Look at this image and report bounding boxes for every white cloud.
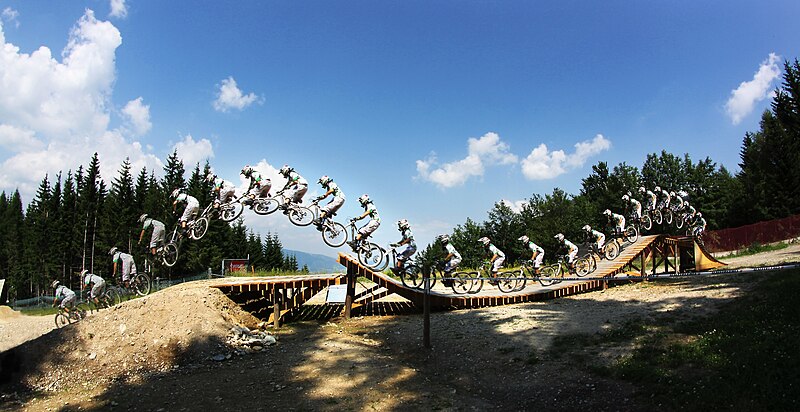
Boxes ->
[521,134,611,180]
[121,97,152,136]
[0,10,163,201]
[415,132,516,188]
[109,0,128,19]
[500,199,526,213]
[725,53,781,125]
[2,8,19,28]
[173,134,214,167]
[213,76,261,112]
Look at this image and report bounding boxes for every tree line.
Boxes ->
[416,58,800,270]
[0,151,298,301]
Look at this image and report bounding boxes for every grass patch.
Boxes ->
[725,241,788,258]
[18,306,59,316]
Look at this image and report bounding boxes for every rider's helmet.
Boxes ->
[318,175,332,187]
[109,246,118,256]
[669,191,676,197]
[626,190,632,197]
[205,173,216,183]
[241,165,253,177]
[696,212,703,218]
[582,224,592,232]
[603,209,612,216]
[654,185,661,193]
[52,280,60,289]
[358,194,371,206]
[678,190,688,198]
[138,213,148,223]
[437,234,450,244]
[638,186,645,193]
[279,165,293,177]
[79,269,88,277]
[622,194,630,201]
[518,235,529,243]
[554,233,565,242]
[171,188,181,199]
[478,236,491,246]
[397,219,409,229]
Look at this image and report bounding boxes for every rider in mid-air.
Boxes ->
[279,165,308,210]
[172,189,199,234]
[622,194,642,220]
[208,173,236,208]
[639,186,658,213]
[390,219,416,274]
[110,247,137,288]
[241,165,271,203]
[604,209,626,236]
[81,269,106,306]
[479,237,505,285]
[519,235,544,275]
[348,194,380,247]
[690,212,707,237]
[313,175,345,228]
[138,213,165,256]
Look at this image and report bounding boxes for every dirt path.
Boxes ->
[0,250,783,411]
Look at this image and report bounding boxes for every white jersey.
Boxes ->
[326,182,345,200]
[445,243,461,260]
[55,285,75,300]
[488,244,505,258]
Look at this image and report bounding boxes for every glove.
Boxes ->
[390,243,399,248]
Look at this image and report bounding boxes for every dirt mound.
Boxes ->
[0,306,20,322]
[3,282,262,391]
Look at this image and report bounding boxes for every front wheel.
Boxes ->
[220,202,244,222]
[664,208,673,225]
[132,273,151,296]
[675,213,685,229]
[288,206,314,226]
[450,272,471,294]
[496,271,518,293]
[468,272,484,294]
[190,217,209,240]
[400,264,423,289]
[653,209,663,225]
[54,313,70,328]
[604,241,620,260]
[162,242,179,267]
[575,257,593,277]
[357,242,384,270]
[539,265,559,286]
[624,226,639,244]
[253,198,280,215]
[321,222,348,248]
[641,214,653,231]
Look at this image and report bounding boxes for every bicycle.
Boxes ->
[186,203,215,240]
[385,246,423,288]
[54,302,89,328]
[632,211,654,232]
[84,285,120,312]
[273,190,315,226]
[541,254,588,281]
[345,220,386,270]
[487,261,529,293]
[419,261,475,295]
[653,201,673,226]
[308,199,348,247]
[520,259,557,287]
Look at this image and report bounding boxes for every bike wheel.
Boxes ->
[358,242,385,270]
[321,222,348,248]
[641,214,653,231]
[653,209,663,225]
[74,303,89,320]
[496,271,517,293]
[55,313,71,328]
[539,265,558,286]
[450,272,471,294]
[220,202,244,222]
[664,209,673,225]
[468,271,484,294]
[190,217,209,240]
[514,269,527,291]
[105,288,122,307]
[288,206,314,226]
[253,198,280,215]
[162,242,179,267]
[575,257,593,277]
[133,273,151,296]
[400,264,424,289]
[675,214,685,229]
[604,241,620,260]
[624,226,639,243]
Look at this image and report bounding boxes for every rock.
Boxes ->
[88,353,97,360]
[211,354,226,362]
[119,324,127,334]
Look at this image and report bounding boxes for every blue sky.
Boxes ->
[1,0,798,256]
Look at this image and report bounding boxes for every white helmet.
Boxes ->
[622,194,630,201]
[205,173,216,183]
[582,224,592,232]
[437,234,450,244]
[397,219,409,229]
[478,236,490,246]
[697,212,702,217]
[358,194,371,206]
[669,191,676,196]
[318,175,332,186]
[52,280,60,289]
[279,165,292,177]
[678,190,688,197]
[518,235,529,243]
[603,209,612,216]
[171,188,181,199]
[79,269,88,277]
[109,246,118,256]
[241,165,253,176]
[139,213,148,223]
[654,186,661,193]
[554,233,565,242]
[638,186,645,193]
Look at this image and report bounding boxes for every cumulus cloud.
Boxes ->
[725,53,781,125]
[121,97,152,136]
[213,76,261,112]
[2,7,19,28]
[109,0,128,19]
[173,134,214,167]
[416,132,517,188]
[500,199,526,213]
[521,134,611,180]
[0,10,163,201]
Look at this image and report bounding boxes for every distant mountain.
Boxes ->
[283,249,341,273]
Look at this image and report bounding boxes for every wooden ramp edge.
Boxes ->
[694,238,727,270]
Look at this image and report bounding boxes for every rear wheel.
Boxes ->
[357,242,384,270]
[162,243,179,267]
[450,272,471,294]
[468,272,484,294]
[400,264,423,289]
[220,202,244,222]
[133,273,151,296]
[288,206,314,226]
[104,288,121,307]
[641,214,653,231]
[539,265,559,286]
[253,198,280,215]
[624,226,639,243]
[321,222,348,247]
[496,271,517,293]
[190,217,209,240]
[675,213,685,229]
[575,257,593,277]
[604,241,620,260]
[664,208,673,225]
[653,209,663,225]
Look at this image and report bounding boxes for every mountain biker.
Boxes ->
[138,213,165,256]
[172,189,199,233]
[348,194,380,247]
[81,269,106,306]
[658,186,671,209]
[52,280,77,314]
[207,173,236,207]
[313,175,345,228]
[690,212,707,237]
[518,235,544,274]
[279,165,308,210]
[604,209,626,236]
[109,247,137,287]
[670,191,685,212]
[683,202,697,221]
[554,233,579,270]
[622,194,642,219]
[639,186,657,212]
[241,165,271,203]
[582,224,606,253]
[439,234,462,287]
[390,219,416,274]
[479,236,505,285]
